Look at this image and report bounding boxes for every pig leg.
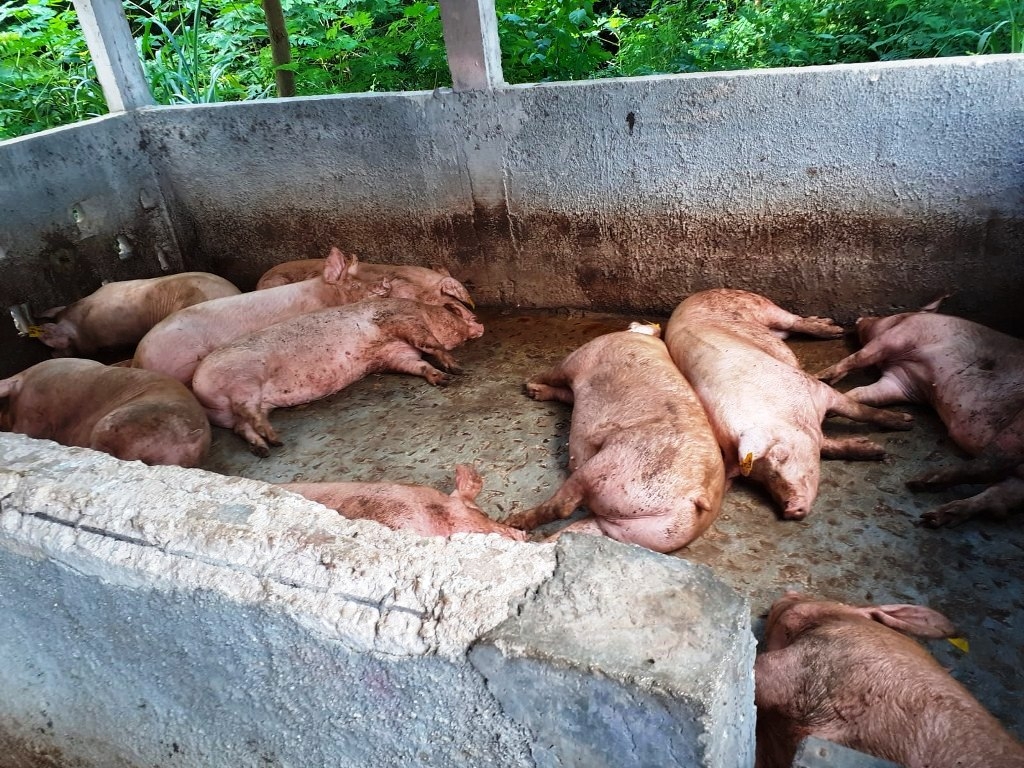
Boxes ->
[230,402,280,457]
[524,367,573,404]
[755,303,845,339]
[823,386,913,430]
[816,338,907,385]
[395,327,462,374]
[784,316,845,339]
[843,372,912,406]
[820,436,887,460]
[907,457,1015,490]
[503,474,587,531]
[920,477,1024,527]
[384,346,453,386]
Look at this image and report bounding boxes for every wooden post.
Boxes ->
[72,0,155,112]
[438,0,505,91]
[262,0,296,98]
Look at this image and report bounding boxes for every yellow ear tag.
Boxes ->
[651,323,661,332]
[26,325,45,338]
[948,637,969,653]
[740,452,754,476]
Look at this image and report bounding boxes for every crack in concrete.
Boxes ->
[17,507,429,620]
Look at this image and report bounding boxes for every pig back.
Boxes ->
[757,613,1024,768]
[560,331,727,536]
[895,314,1024,457]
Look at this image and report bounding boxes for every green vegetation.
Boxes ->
[1,0,1021,139]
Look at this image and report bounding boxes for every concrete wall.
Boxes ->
[0,433,754,767]
[132,55,1024,331]
[2,55,1023,372]
[0,115,188,376]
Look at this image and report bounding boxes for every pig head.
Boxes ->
[755,591,1024,768]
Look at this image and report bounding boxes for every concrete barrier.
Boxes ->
[0,432,755,766]
[3,57,1024,373]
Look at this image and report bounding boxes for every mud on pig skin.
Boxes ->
[133,249,386,386]
[255,253,475,310]
[665,288,913,521]
[35,272,241,357]
[504,322,725,553]
[755,592,1024,768]
[0,358,210,467]
[817,303,1024,527]
[192,298,484,456]
[280,464,525,540]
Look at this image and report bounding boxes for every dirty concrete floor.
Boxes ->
[203,308,1024,737]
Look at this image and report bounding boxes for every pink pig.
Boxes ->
[503,322,726,553]
[34,272,240,357]
[816,301,1024,527]
[755,592,1024,768]
[192,298,484,456]
[665,289,912,520]
[0,358,210,467]
[255,254,475,309]
[280,464,525,540]
[132,249,385,385]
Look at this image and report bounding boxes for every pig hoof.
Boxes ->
[431,374,454,387]
[921,503,971,528]
[804,317,845,337]
[920,510,953,528]
[249,443,271,458]
[906,475,939,491]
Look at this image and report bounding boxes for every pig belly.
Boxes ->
[194,357,369,428]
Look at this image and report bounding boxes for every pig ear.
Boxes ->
[36,323,70,350]
[861,604,957,638]
[37,305,65,320]
[440,277,474,309]
[452,464,484,501]
[370,278,391,298]
[920,292,952,313]
[322,247,348,285]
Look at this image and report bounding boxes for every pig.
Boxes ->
[33,272,240,358]
[502,322,726,553]
[0,358,209,467]
[132,248,387,385]
[255,254,475,309]
[279,464,526,540]
[755,591,1024,768]
[665,289,913,520]
[815,302,1024,527]
[192,298,484,456]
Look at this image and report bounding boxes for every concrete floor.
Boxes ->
[203,307,1024,738]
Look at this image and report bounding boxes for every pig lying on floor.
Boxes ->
[280,464,524,540]
[666,289,913,520]
[755,592,1024,768]
[256,256,475,311]
[35,272,240,358]
[504,322,726,553]
[816,302,1024,527]
[0,359,210,467]
[133,249,385,385]
[192,299,484,456]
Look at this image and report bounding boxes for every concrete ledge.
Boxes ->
[471,536,755,767]
[0,433,754,766]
